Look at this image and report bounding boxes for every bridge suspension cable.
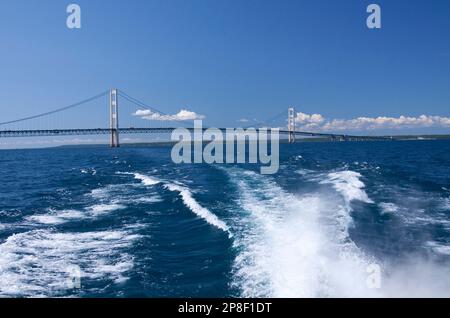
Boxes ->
[245,109,287,129]
[0,90,110,127]
[118,91,170,116]
[118,90,195,127]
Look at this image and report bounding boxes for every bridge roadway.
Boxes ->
[0,127,391,141]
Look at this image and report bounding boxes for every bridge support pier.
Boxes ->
[288,107,295,143]
[109,89,120,148]
[110,89,120,148]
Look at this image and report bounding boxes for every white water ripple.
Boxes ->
[117,172,160,186]
[0,229,140,297]
[165,183,232,238]
[26,203,126,225]
[124,172,232,238]
[320,170,374,204]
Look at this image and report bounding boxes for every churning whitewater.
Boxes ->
[0,141,450,297]
[225,168,379,297]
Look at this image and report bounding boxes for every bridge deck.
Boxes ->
[0,127,390,141]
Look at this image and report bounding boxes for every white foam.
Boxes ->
[87,203,126,215]
[92,179,162,202]
[90,187,109,199]
[117,172,160,186]
[26,210,85,225]
[320,170,374,204]
[226,168,378,298]
[135,196,163,204]
[165,183,232,238]
[379,202,399,215]
[134,173,160,186]
[440,198,450,211]
[296,169,315,176]
[0,229,139,297]
[27,203,126,225]
[426,242,450,256]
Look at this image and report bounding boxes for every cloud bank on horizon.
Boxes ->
[133,109,205,121]
[294,112,450,132]
[133,108,450,132]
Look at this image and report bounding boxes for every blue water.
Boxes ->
[0,141,449,297]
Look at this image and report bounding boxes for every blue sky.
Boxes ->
[0,0,450,138]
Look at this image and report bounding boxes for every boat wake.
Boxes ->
[225,168,377,297]
[224,166,450,297]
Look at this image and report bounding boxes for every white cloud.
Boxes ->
[294,112,450,132]
[295,112,325,124]
[133,109,205,121]
[238,118,249,123]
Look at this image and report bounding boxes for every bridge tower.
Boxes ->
[288,107,295,143]
[110,89,120,148]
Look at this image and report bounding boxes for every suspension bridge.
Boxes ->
[0,89,389,147]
